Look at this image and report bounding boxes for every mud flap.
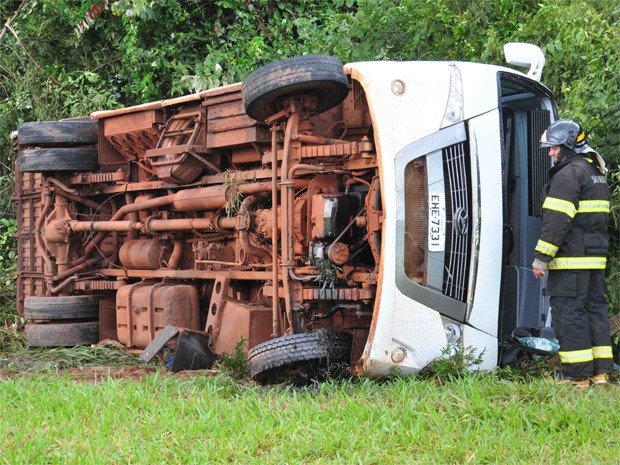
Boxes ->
[171,329,217,373]
[140,325,217,372]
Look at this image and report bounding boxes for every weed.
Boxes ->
[224,175,244,217]
[1,340,144,371]
[0,217,16,315]
[493,358,555,383]
[0,324,24,353]
[315,258,341,288]
[217,338,249,380]
[417,345,485,382]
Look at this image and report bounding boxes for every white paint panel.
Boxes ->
[456,62,529,120]
[346,61,452,376]
[345,61,451,148]
[466,110,504,336]
[362,290,447,376]
[462,324,499,371]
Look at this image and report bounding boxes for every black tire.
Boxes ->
[18,148,99,172]
[24,295,100,321]
[18,121,98,147]
[25,321,99,347]
[241,55,349,122]
[247,330,353,384]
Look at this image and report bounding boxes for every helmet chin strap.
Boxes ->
[558,145,575,160]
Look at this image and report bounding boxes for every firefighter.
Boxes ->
[532,119,613,386]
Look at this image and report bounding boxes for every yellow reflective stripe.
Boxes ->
[559,349,593,364]
[535,239,558,257]
[548,256,607,270]
[592,346,613,359]
[578,200,610,213]
[542,197,577,218]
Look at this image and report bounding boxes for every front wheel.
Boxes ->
[241,55,349,122]
[247,330,352,384]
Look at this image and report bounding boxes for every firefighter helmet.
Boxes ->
[540,119,586,150]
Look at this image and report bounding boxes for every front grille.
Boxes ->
[442,142,471,302]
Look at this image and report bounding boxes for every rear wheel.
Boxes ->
[24,295,100,321]
[18,148,99,172]
[247,330,353,384]
[241,55,349,122]
[17,121,98,146]
[25,321,99,347]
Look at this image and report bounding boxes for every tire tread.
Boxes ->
[18,121,98,146]
[25,321,99,347]
[24,295,100,321]
[247,330,352,382]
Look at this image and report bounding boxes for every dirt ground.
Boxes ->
[0,364,222,382]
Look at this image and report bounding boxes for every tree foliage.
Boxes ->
[0,0,618,310]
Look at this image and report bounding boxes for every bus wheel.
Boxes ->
[25,321,99,347]
[17,121,98,146]
[241,55,349,122]
[24,295,100,321]
[247,330,352,384]
[18,148,99,172]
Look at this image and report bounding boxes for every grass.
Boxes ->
[1,371,620,464]
[0,325,144,370]
[2,330,619,464]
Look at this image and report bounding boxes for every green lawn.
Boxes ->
[1,371,619,464]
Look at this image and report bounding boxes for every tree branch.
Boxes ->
[0,0,29,41]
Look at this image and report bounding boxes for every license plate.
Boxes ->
[428,192,445,252]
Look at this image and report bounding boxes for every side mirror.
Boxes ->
[503,42,545,82]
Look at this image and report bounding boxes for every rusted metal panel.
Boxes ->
[199,83,242,107]
[206,126,271,149]
[102,110,162,162]
[301,287,375,301]
[342,157,378,171]
[15,169,45,315]
[74,280,125,291]
[209,300,272,354]
[100,268,274,281]
[209,113,257,133]
[119,240,171,270]
[116,282,201,348]
[90,83,242,120]
[70,170,126,185]
[99,297,118,341]
[103,110,163,137]
[208,99,255,130]
[231,147,262,164]
[299,141,359,159]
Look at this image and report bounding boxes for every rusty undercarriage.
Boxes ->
[14,56,382,381]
